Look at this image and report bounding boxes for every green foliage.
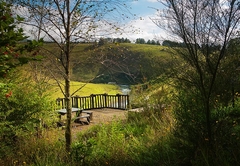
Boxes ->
[70,91,175,166]
[8,131,69,166]
[172,90,240,165]
[130,78,172,109]
[0,74,55,158]
[162,40,185,47]
[135,38,146,44]
[98,38,107,46]
[71,138,96,165]
[7,84,240,165]
[166,34,240,165]
[0,2,43,78]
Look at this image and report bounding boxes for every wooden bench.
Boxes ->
[74,114,91,125]
[56,108,93,126]
[82,111,93,120]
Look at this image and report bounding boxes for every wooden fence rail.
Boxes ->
[56,93,129,110]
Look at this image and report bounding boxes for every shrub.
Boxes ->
[73,90,175,166]
[0,76,56,158]
[172,90,240,165]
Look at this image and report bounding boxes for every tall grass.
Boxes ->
[0,105,175,166]
[71,105,175,166]
[2,102,239,165]
[0,129,68,166]
[2,75,239,165]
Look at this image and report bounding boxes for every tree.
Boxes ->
[15,0,132,151]
[147,39,151,44]
[136,38,146,44]
[124,38,131,43]
[98,37,107,46]
[0,1,42,78]
[153,0,240,162]
[0,1,49,157]
[162,40,182,47]
[151,40,156,45]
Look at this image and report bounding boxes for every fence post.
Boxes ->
[56,94,130,110]
[90,94,95,109]
[104,93,107,108]
[127,95,129,109]
[56,98,61,108]
[73,96,79,108]
[117,94,121,109]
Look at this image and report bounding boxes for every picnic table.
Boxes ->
[57,107,93,125]
[57,107,80,116]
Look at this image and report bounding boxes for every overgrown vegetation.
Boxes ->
[0,86,176,165]
[1,39,240,165]
[2,79,239,165]
[1,40,240,165]
[1,0,240,164]
[0,72,55,161]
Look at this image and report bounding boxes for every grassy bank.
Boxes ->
[1,73,240,165]
[0,106,175,166]
[49,80,121,99]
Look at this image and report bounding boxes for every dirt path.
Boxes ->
[70,108,127,134]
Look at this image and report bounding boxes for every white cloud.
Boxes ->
[147,0,158,2]
[16,4,169,44]
[118,15,169,43]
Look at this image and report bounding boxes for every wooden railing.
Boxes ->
[56,94,129,110]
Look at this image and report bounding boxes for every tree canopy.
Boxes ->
[0,1,42,78]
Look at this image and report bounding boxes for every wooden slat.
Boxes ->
[56,94,129,110]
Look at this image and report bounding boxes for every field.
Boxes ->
[38,42,173,84]
[49,80,121,99]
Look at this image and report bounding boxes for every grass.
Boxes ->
[1,78,240,165]
[0,105,175,166]
[47,80,121,99]
[36,42,174,84]
[124,43,171,56]
[0,75,176,165]
[3,42,240,165]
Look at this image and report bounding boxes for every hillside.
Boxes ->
[89,43,173,84]
[34,43,173,85]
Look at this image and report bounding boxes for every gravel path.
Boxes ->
[71,108,127,133]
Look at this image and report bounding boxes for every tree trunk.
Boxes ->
[206,100,211,142]
[65,77,72,152]
[65,0,72,152]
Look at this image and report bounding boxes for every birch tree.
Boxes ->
[153,0,240,144]
[14,0,133,151]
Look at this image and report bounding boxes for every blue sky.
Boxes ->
[130,0,164,16]
[118,0,167,42]
[17,0,167,43]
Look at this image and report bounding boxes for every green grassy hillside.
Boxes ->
[18,42,174,101]
[90,43,173,84]
[50,80,120,99]
[35,42,173,85]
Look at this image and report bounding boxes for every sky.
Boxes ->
[16,0,168,43]
[119,0,168,42]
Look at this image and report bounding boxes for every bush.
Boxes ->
[0,76,56,158]
[172,91,240,165]
[73,92,174,166]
